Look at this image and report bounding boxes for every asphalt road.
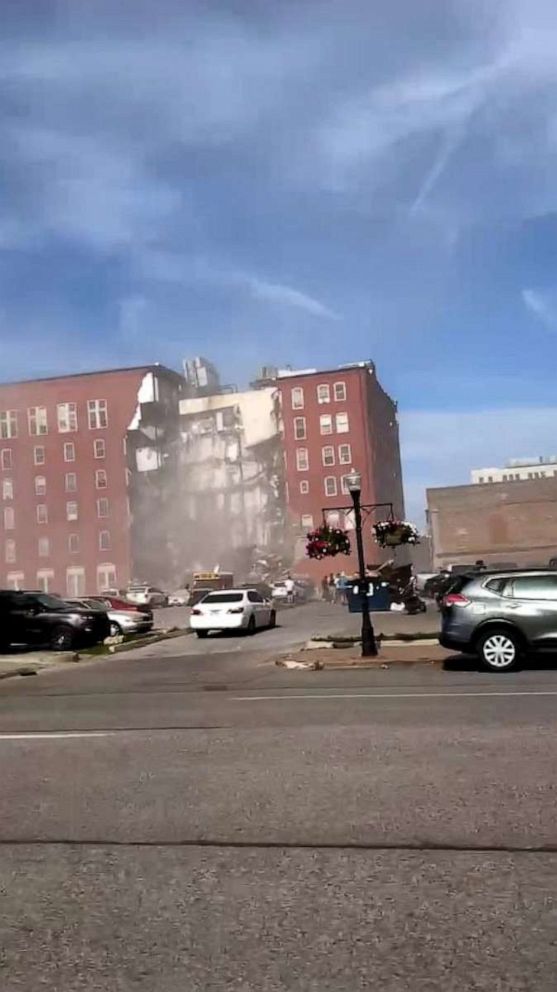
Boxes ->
[2,602,557,990]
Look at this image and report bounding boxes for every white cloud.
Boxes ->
[400,405,557,523]
[522,288,557,330]
[246,277,339,320]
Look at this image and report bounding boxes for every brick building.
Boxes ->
[269,361,405,576]
[0,365,182,595]
[427,478,557,569]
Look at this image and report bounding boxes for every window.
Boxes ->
[478,476,484,483]
[64,442,76,463]
[38,537,50,558]
[296,448,309,472]
[68,533,80,554]
[0,411,18,439]
[36,570,54,593]
[94,438,106,459]
[97,497,109,518]
[67,567,86,598]
[4,507,14,529]
[6,572,24,591]
[511,575,557,601]
[97,564,117,593]
[317,384,330,404]
[34,446,45,466]
[324,476,338,497]
[322,445,335,467]
[341,474,352,495]
[2,479,13,500]
[301,513,314,529]
[57,402,78,433]
[333,381,347,402]
[28,406,48,435]
[247,590,264,603]
[66,501,78,521]
[36,504,48,524]
[95,469,108,489]
[320,414,333,435]
[99,530,111,551]
[299,480,309,494]
[294,417,306,440]
[4,539,15,564]
[1,449,13,470]
[338,443,352,465]
[88,399,108,429]
[65,472,77,493]
[335,412,349,433]
[35,475,46,496]
[291,387,304,410]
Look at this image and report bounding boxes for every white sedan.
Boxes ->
[190,589,276,638]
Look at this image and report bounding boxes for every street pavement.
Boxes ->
[2,601,557,989]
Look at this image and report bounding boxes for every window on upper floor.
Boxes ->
[0,412,18,440]
[299,480,309,494]
[88,399,108,430]
[95,469,108,489]
[68,533,80,554]
[65,472,77,493]
[99,530,111,551]
[38,537,50,558]
[294,417,306,440]
[4,539,15,564]
[335,412,349,433]
[2,478,13,500]
[57,402,78,433]
[338,443,352,464]
[66,501,78,521]
[1,449,13,470]
[320,414,333,435]
[4,506,15,530]
[35,475,46,496]
[317,384,330,404]
[291,387,304,410]
[97,497,109,518]
[36,504,48,524]
[333,381,347,401]
[322,445,335,466]
[296,448,309,471]
[324,476,337,497]
[28,407,48,436]
[94,438,106,459]
[34,446,45,466]
[64,442,76,462]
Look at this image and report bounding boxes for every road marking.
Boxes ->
[0,731,114,741]
[232,690,557,701]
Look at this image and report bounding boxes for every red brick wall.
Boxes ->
[0,368,149,594]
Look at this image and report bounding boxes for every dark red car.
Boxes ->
[90,595,154,621]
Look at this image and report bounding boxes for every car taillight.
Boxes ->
[228,607,244,614]
[192,608,202,615]
[444,593,470,607]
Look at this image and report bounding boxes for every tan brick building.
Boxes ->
[427,478,557,570]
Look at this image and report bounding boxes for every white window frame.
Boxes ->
[64,442,76,463]
[324,476,338,497]
[98,530,111,551]
[66,501,78,522]
[1,448,13,470]
[88,399,108,430]
[4,539,16,564]
[34,475,46,496]
[2,478,13,500]
[0,412,18,440]
[3,506,14,530]
[293,417,306,441]
[36,569,55,593]
[65,472,77,493]
[299,480,309,494]
[320,414,333,435]
[317,384,330,404]
[28,406,48,436]
[34,446,45,466]
[291,387,304,410]
[95,469,108,490]
[36,504,48,524]
[335,412,349,434]
[296,448,309,472]
[338,443,352,465]
[66,567,86,598]
[97,563,117,593]
[94,438,106,459]
[57,402,78,433]
[301,514,314,530]
[6,571,24,590]
[96,497,109,519]
[68,533,80,554]
[38,536,50,558]
[333,381,347,402]
[322,445,335,467]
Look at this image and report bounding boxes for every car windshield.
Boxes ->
[203,593,244,603]
[34,594,67,610]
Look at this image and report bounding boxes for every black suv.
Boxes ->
[0,591,110,652]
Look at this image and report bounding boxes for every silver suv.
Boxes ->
[440,570,557,672]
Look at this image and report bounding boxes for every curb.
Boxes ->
[311,632,439,645]
[275,657,444,671]
[78,626,192,658]
[0,666,38,680]
[305,637,439,650]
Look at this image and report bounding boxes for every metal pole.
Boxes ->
[351,488,378,657]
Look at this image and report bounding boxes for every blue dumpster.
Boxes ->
[347,579,391,613]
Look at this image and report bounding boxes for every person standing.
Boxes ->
[321,575,330,602]
[284,574,295,604]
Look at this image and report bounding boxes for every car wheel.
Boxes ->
[477,628,521,672]
[109,621,122,637]
[269,610,277,629]
[50,626,75,651]
[247,615,256,635]
[196,630,208,639]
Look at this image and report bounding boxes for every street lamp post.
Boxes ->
[346,469,378,657]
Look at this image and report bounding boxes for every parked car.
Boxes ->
[440,569,557,672]
[89,594,154,622]
[0,590,110,652]
[190,588,276,638]
[67,598,154,638]
[270,581,290,602]
[126,584,168,608]
[189,586,213,607]
[168,590,190,607]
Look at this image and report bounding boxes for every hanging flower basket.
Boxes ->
[305,525,351,560]
[373,520,420,548]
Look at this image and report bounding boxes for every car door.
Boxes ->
[506,574,557,646]
[249,590,270,626]
[9,594,44,645]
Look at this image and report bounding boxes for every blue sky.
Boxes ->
[2,0,557,519]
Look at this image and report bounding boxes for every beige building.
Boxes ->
[427,477,557,570]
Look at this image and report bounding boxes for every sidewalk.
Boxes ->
[311,602,441,640]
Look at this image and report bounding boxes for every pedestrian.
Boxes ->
[328,573,336,602]
[321,575,330,602]
[284,573,295,604]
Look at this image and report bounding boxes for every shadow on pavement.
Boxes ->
[443,652,557,673]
